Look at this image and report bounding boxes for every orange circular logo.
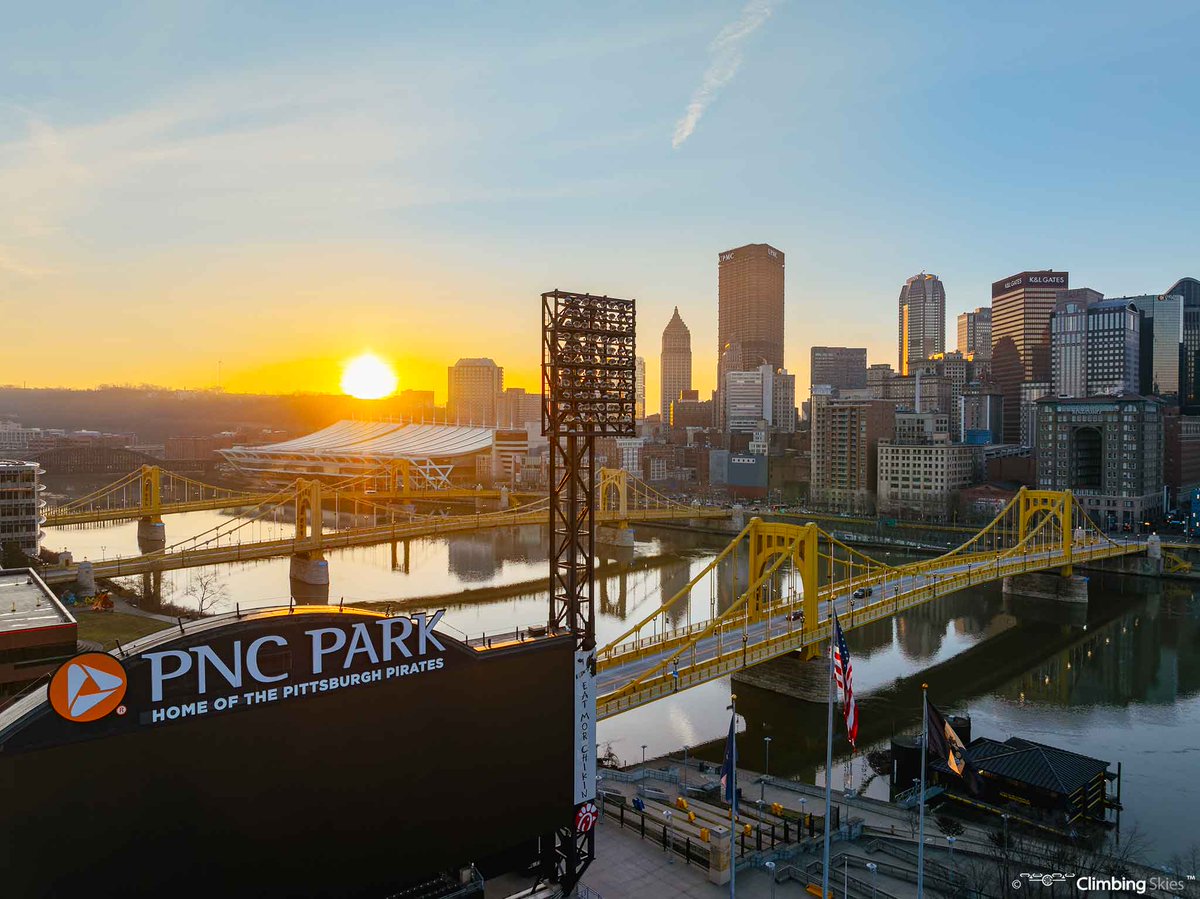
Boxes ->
[49,652,128,723]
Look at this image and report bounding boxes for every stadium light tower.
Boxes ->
[540,290,636,893]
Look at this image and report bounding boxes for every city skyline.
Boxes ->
[2,3,1198,405]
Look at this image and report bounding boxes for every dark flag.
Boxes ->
[926,701,982,794]
[720,709,737,812]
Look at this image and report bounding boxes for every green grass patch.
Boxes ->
[75,612,172,650]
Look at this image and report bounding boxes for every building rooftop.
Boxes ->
[962,736,1111,796]
[1035,393,1161,406]
[0,569,74,635]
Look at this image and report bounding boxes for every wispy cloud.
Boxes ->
[0,246,52,279]
[672,0,781,149]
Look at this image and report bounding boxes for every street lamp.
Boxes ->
[663,809,673,863]
[866,862,878,899]
[761,735,773,805]
[640,744,647,796]
[765,860,777,899]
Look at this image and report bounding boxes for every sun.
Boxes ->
[340,353,398,400]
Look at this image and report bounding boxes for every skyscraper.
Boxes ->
[898,273,946,375]
[1123,294,1184,400]
[717,243,785,427]
[1049,288,1104,398]
[1166,278,1200,406]
[447,358,504,425]
[956,307,992,358]
[1050,290,1139,398]
[990,270,1069,443]
[660,307,692,422]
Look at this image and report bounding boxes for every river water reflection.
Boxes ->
[42,512,1200,863]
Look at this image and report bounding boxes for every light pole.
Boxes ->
[641,744,647,796]
[866,862,878,899]
[761,735,772,805]
[765,860,777,899]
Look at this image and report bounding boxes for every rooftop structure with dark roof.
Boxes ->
[966,736,1111,796]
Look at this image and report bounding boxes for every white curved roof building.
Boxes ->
[220,421,503,487]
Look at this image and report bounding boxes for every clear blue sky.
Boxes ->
[1,1,1197,403]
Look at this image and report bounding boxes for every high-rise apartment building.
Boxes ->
[724,365,796,433]
[898,273,946,376]
[0,460,45,555]
[809,394,897,513]
[660,307,692,422]
[810,346,867,391]
[447,358,503,425]
[635,356,646,421]
[991,270,1069,443]
[717,244,785,427]
[956,307,992,359]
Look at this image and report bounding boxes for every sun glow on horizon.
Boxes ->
[340,353,399,400]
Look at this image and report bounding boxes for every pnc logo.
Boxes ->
[49,652,128,722]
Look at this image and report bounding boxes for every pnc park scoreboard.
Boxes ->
[0,608,575,896]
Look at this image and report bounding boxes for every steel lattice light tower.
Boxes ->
[541,290,636,892]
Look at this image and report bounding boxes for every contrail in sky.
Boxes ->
[672,0,781,149]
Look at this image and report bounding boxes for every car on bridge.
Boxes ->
[852,586,873,599]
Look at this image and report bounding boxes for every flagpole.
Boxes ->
[917,683,928,899]
[821,604,835,899]
[730,693,737,899]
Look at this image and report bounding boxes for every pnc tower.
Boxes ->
[717,243,785,428]
[991,270,1069,444]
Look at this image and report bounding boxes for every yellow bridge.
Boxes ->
[593,488,1151,719]
[43,464,543,527]
[41,468,724,585]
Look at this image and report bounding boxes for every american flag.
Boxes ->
[832,612,858,747]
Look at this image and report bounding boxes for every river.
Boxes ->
[42,508,1200,865]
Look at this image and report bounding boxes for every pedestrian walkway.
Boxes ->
[578,818,795,898]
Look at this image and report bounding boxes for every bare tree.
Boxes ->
[185,570,228,616]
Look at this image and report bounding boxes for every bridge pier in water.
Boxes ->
[1003,571,1089,604]
[597,524,635,548]
[290,552,330,603]
[390,540,410,573]
[137,517,165,547]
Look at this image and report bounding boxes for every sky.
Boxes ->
[2,1,1198,407]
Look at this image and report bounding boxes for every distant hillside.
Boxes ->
[0,388,407,443]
